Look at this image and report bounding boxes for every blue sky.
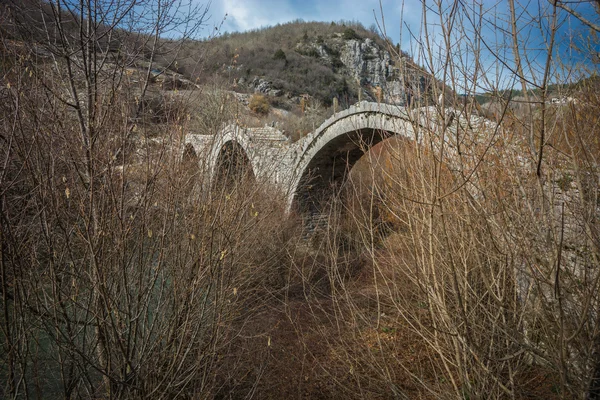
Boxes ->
[206,0,408,42]
[205,0,598,45]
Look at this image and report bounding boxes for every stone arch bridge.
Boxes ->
[184,101,484,215]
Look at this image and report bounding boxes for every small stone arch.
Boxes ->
[212,140,255,190]
[203,125,258,192]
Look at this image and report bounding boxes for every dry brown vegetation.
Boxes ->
[1,0,600,399]
[248,94,271,115]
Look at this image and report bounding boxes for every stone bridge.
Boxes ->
[184,101,487,215]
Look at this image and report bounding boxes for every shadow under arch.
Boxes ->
[291,127,394,216]
[212,140,256,192]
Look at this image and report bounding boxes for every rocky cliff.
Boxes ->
[335,36,432,105]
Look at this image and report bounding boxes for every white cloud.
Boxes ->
[313,0,397,36]
[204,0,404,40]
[209,0,297,33]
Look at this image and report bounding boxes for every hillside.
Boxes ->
[0,7,446,134]
[176,21,439,109]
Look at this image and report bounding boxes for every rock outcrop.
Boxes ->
[338,38,436,105]
[237,77,284,97]
[292,34,435,106]
[340,38,391,87]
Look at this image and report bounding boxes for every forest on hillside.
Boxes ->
[1,0,600,399]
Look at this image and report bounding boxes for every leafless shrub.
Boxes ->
[248,94,271,115]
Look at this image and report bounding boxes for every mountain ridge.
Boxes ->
[181,20,439,108]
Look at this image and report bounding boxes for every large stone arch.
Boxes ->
[287,104,417,214]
